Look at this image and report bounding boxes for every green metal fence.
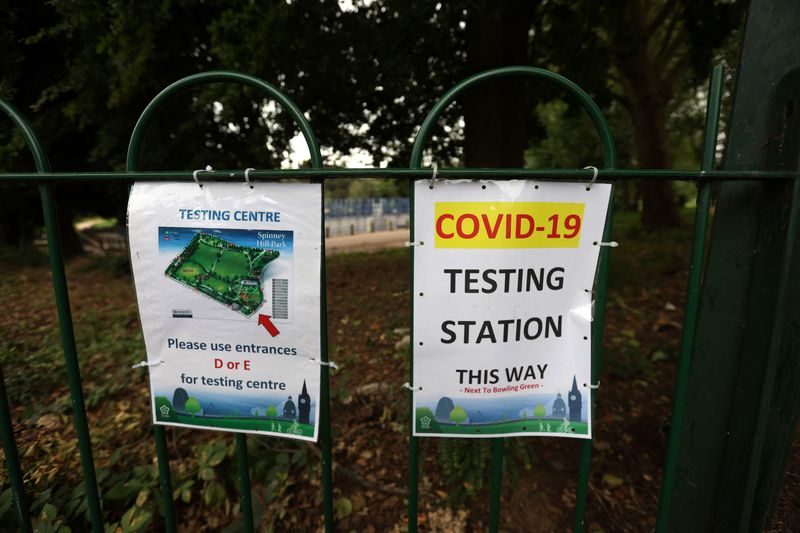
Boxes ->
[0,64,797,532]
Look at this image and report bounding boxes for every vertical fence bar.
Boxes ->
[128,119,177,533]
[573,442,593,531]
[0,365,31,532]
[572,183,616,532]
[406,178,419,533]
[0,98,48,533]
[655,64,724,532]
[235,434,254,532]
[39,184,104,532]
[152,426,176,532]
[488,438,504,532]
[318,179,335,533]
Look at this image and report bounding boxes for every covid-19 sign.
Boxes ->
[412,180,612,439]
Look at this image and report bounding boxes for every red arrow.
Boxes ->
[258,314,280,337]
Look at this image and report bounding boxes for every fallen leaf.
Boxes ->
[602,474,624,488]
[335,497,353,519]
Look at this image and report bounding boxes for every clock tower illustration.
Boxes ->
[568,375,582,422]
[298,380,311,424]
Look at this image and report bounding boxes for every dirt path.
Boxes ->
[325,229,409,255]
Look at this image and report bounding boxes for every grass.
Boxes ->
[202,277,229,294]
[214,251,249,278]
[606,207,696,290]
[169,415,314,436]
[190,242,219,270]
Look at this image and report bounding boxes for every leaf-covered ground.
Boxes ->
[0,211,798,532]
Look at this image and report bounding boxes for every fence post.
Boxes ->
[663,1,800,530]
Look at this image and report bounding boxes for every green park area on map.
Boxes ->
[164,232,279,316]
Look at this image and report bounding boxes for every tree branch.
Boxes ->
[663,54,689,94]
[655,3,686,65]
[648,0,680,35]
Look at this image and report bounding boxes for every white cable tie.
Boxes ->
[583,381,600,390]
[404,241,424,247]
[244,167,255,188]
[131,359,165,369]
[429,163,438,189]
[193,165,213,188]
[310,358,339,370]
[403,382,422,391]
[583,165,599,190]
[594,241,619,247]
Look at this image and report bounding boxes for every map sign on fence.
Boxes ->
[412,180,612,439]
[128,182,322,442]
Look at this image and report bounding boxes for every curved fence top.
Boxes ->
[126,70,323,171]
[409,66,617,170]
[0,99,52,173]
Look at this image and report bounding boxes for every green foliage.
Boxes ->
[185,397,201,416]
[106,502,152,533]
[335,497,353,519]
[607,209,694,291]
[448,405,468,425]
[31,503,71,533]
[437,439,490,505]
[525,100,606,169]
[0,489,12,519]
[0,0,744,245]
[436,438,534,507]
[266,405,277,418]
[528,0,743,228]
[533,403,546,418]
[605,327,657,380]
[346,178,404,199]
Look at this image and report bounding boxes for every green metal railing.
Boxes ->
[406,66,617,533]
[655,64,724,531]
[0,64,798,532]
[124,71,332,533]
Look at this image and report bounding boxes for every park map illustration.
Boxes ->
[164,232,279,316]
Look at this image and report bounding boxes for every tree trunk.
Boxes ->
[614,2,681,229]
[463,2,536,168]
[630,95,681,228]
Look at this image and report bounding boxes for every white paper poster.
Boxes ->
[412,180,612,439]
[128,182,322,442]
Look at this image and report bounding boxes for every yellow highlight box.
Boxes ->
[434,202,586,248]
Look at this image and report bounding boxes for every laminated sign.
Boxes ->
[128,182,322,442]
[412,180,612,439]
